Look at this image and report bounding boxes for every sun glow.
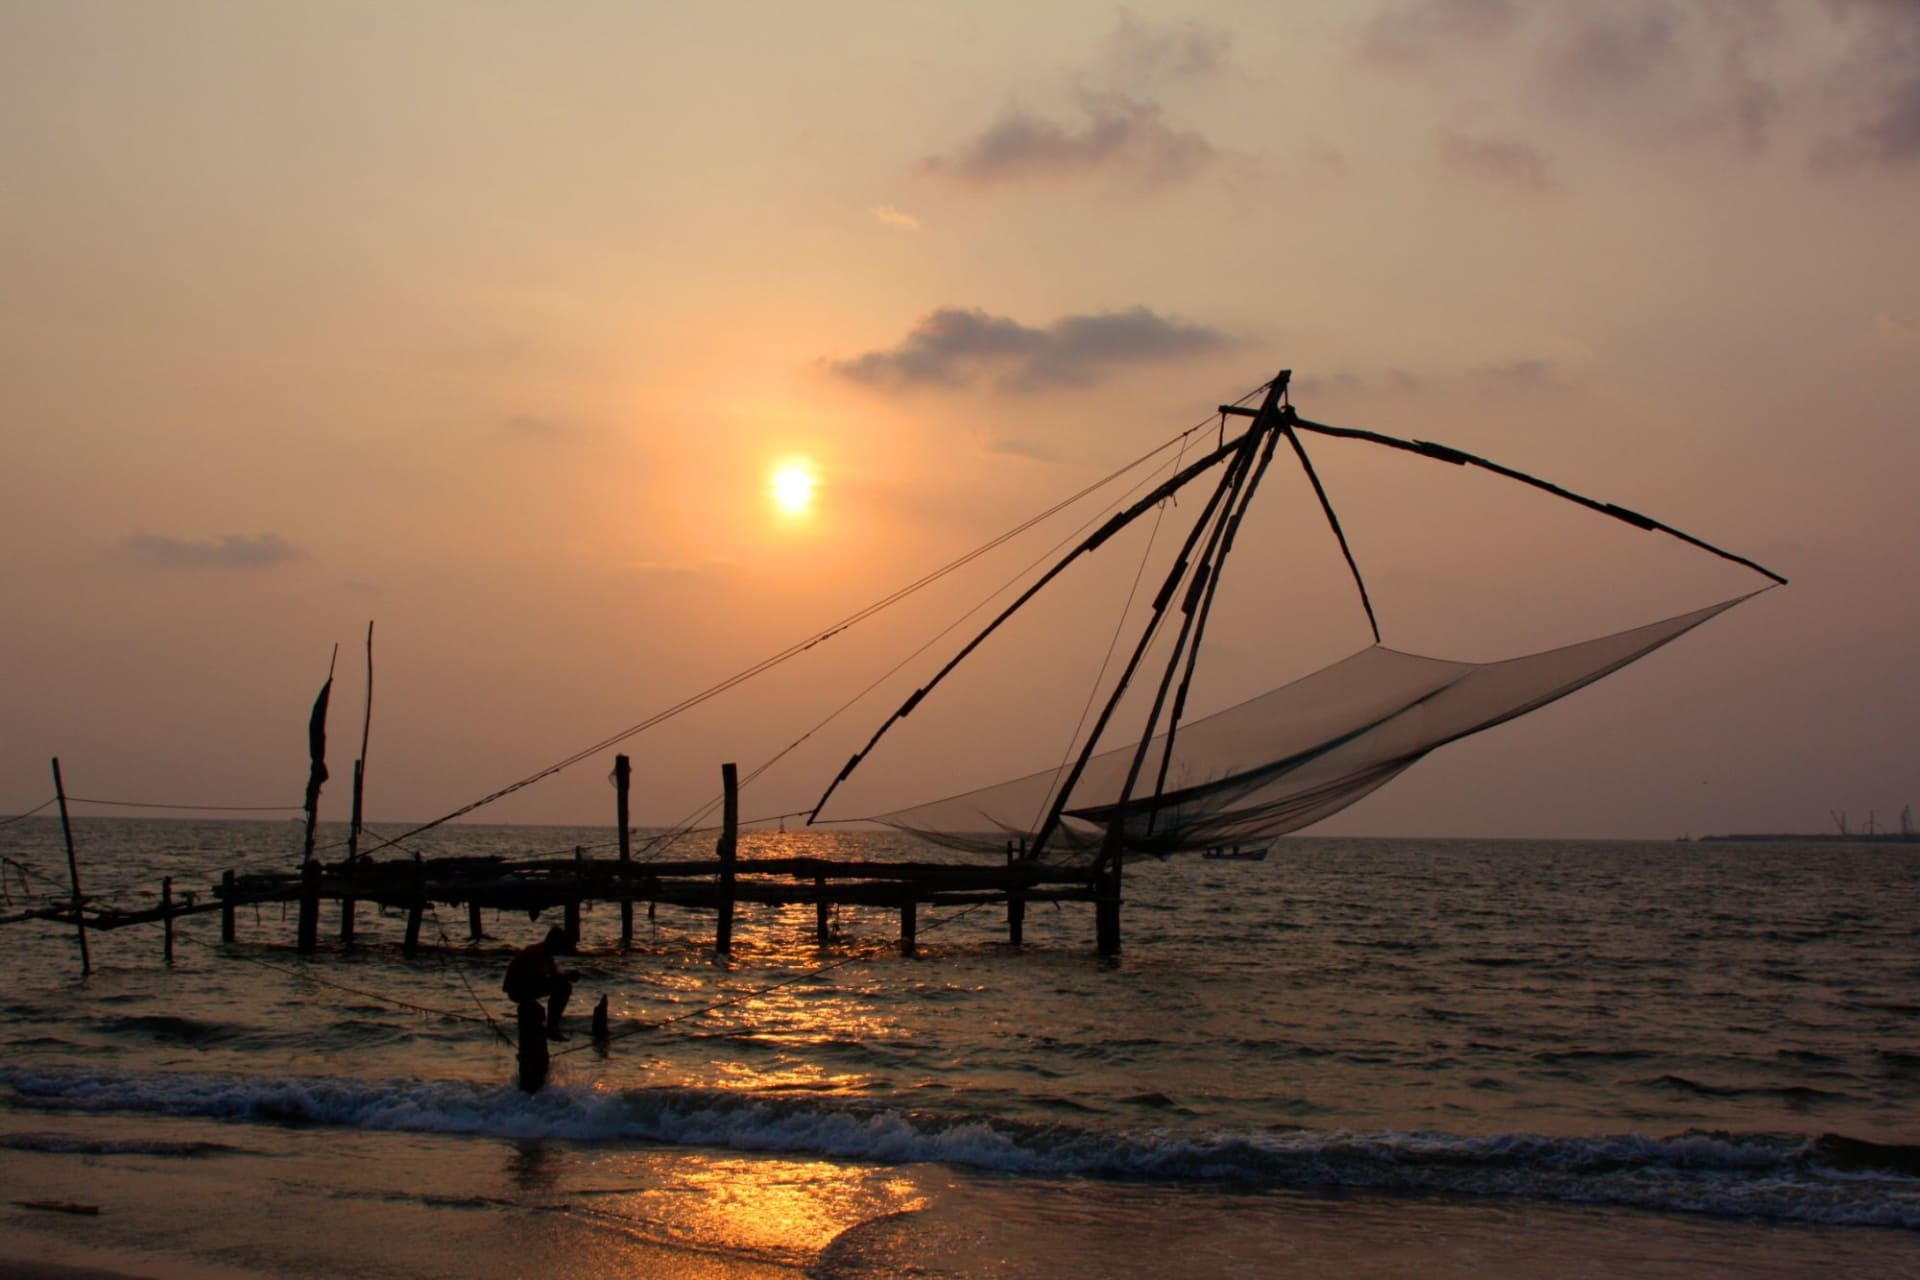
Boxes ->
[770,461,817,515]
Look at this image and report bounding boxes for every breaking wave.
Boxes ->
[5,1065,1917,1229]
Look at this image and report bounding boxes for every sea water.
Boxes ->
[1,819,1916,1277]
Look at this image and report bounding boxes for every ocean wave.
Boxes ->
[0,1131,243,1157]
[3,1065,1917,1227]
[1642,1074,1860,1105]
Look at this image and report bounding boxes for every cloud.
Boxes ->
[924,96,1216,189]
[1870,311,1920,347]
[1852,74,1920,163]
[868,204,923,231]
[829,306,1235,393]
[1544,6,1687,107]
[977,434,1058,461]
[1359,0,1517,65]
[1436,128,1561,192]
[122,532,307,570]
[1472,357,1562,390]
[1106,12,1232,84]
[923,14,1230,193]
[1819,1,1920,173]
[1822,1,1920,165]
[1293,371,1367,398]
[1360,2,1920,169]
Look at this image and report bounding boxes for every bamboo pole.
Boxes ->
[50,758,89,976]
[615,754,633,948]
[221,869,236,942]
[1006,840,1025,945]
[339,822,357,944]
[348,621,373,859]
[565,847,582,945]
[403,857,424,956]
[297,860,319,953]
[715,762,737,955]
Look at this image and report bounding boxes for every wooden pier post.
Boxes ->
[50,758,89,977]
[347,759,365,861]
[339,756,363,945]
[564,846,584,945]
[297,860,320,954]
[900,896,918,957]
[339,855,357,946]
[221,869,236,942]
[1006,841,1025,946]
[467,900,483,942]
[715,762,737,955]
[815,875,830,946]
[615,754,633,948]
[403,857,424,957]
[1094,862,1122,957]
[161,876,174,966]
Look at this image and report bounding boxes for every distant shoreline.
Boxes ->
[1696,832,1920,843]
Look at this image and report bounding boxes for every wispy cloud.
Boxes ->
[1436,128,1561,193]
[977,433,1058,461]
[1472,357,1563,390]
[1815,1,1920,169]
[1358,3,1920,171]
[1359,0,1517,65]
[923,95,1215,190]
[1870,310,1920,347]
[1105,12,1232,84]
[868,204,923,231]
[922,14,1229,193]
[830,305,1234,393]
[1544,6,1687,108]
[122,532,307,570]
[1294,363,1550,398]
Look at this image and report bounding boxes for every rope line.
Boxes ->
[0,798,57,827]
[176,932,496,1028]
[349,391,1263,862]
[65,796,304,813]
[644,423,1226,852]
[1035,434,1185,834]
[425,901,514,1048]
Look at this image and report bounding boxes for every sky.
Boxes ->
[3,0,1917,841]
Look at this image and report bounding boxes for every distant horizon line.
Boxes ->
[3,811,1895,845]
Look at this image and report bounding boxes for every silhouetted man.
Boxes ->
[503,925,575,1041]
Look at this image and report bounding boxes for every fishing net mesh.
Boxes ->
[872,595,1751,859]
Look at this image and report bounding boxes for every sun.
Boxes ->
[770,460,817,515]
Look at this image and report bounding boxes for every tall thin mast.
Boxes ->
[1031,370,1292,861]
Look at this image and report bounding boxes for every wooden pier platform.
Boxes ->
[206,848,1095,956]
[6,758,1127,969]
[9,848,1097,959]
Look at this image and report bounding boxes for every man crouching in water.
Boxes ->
[505,926,576,1093]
